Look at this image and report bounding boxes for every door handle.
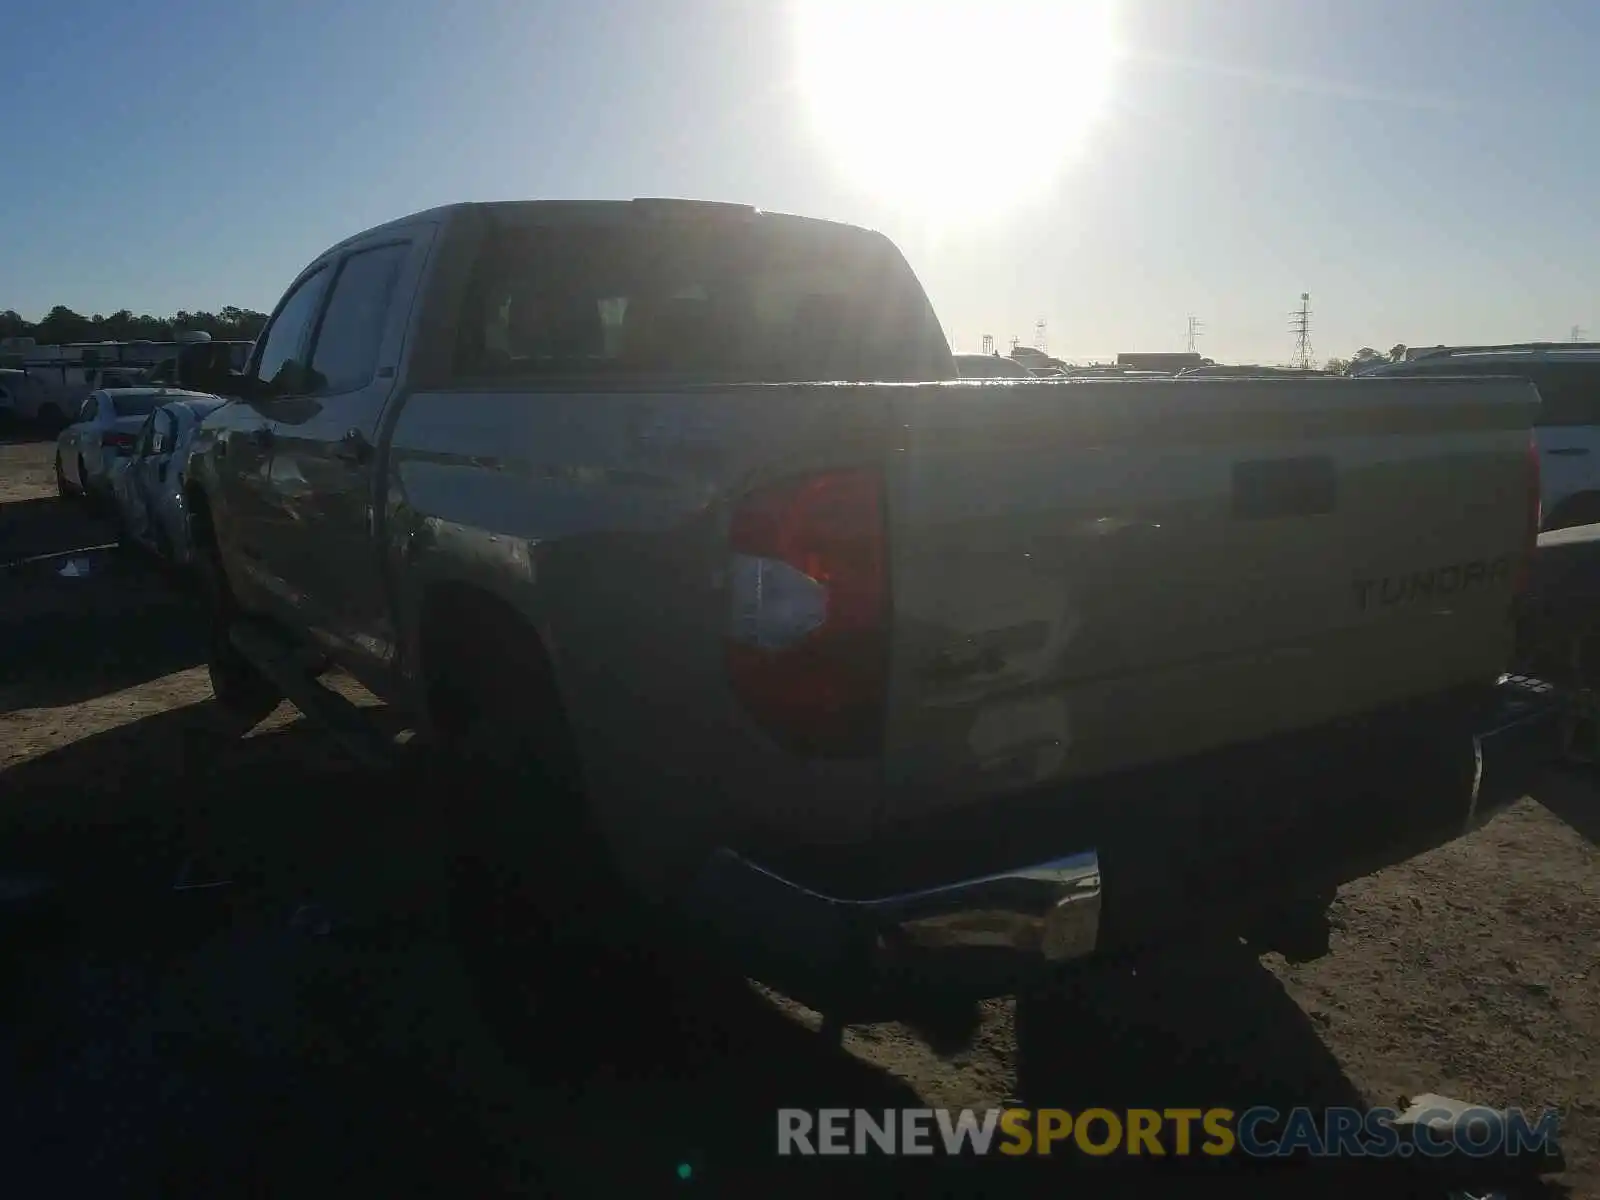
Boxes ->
[333,429,372,465]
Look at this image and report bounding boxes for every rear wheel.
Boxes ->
[113,507,135,553]
[76,457,96,509]
[426,614,664,1073]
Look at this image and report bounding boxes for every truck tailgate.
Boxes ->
[882,377,1539,821]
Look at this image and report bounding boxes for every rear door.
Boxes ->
[120,410,160,543]
[260,230,430,675]
[134,406,179,530]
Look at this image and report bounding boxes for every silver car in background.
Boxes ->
[55,388,214,503]
[109,395,227,566]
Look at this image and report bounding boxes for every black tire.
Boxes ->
[76,457,96,510]
[194,541,280,731]
[113,510,134,553]
[429,619,651,1070]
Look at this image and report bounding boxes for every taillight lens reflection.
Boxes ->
[725,468,888,758]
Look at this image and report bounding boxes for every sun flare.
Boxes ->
[790,0,1120,223]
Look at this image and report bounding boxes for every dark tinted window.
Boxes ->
[252,267,331,397]
[1523,363,1600,426]
[1382,358,1600,427]
[110,394,163,417]
[309,243,408,394]
[455,219,953,383]
[77,395,98,421]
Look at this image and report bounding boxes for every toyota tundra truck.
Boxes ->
[184,198,1557,1021]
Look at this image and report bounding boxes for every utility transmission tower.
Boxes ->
[981,334,995,355]
[1034,318,1048,353]
[1186,315,1204,354]
[1572,325,1588,343]
[1289,293,1313,370]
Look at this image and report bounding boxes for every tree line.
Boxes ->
[0,304,268,347]
[1323,344,1410,375]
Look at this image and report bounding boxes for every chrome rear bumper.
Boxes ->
[686,676,1561,1014]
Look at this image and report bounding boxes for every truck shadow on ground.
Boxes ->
[1535,766,1600,846]
[0,559,201,713]
[0,704,1569,1197]
[0,495,113,563]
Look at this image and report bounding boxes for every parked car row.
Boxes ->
[55,386,223,569]
[6,334,253,432]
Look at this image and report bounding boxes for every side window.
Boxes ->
[306,243,409,395]
[78,395,98,422]
[251,267,331,398]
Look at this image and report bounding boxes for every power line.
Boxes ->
[1186,315,1204,354]
[1289,293,1313,370]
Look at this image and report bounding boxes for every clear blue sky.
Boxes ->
[2,0,1595,364]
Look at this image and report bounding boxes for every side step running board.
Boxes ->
[227,620,396,771]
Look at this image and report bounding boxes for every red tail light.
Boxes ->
[1514,433,1540,596]
[101,430,135,452]
[726,468,888,757]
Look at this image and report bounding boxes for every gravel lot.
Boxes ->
[1,433,1596,1196]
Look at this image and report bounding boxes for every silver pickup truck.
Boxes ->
[187,198,1556,1021]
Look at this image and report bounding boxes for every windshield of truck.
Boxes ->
[456,218,955,383]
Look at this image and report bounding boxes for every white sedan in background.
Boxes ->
[55,388,215,504]
[109,394,227,566]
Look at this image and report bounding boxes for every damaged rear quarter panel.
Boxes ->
[382,384,895,894]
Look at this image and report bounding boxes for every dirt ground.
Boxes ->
[1,433,1596,1197]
